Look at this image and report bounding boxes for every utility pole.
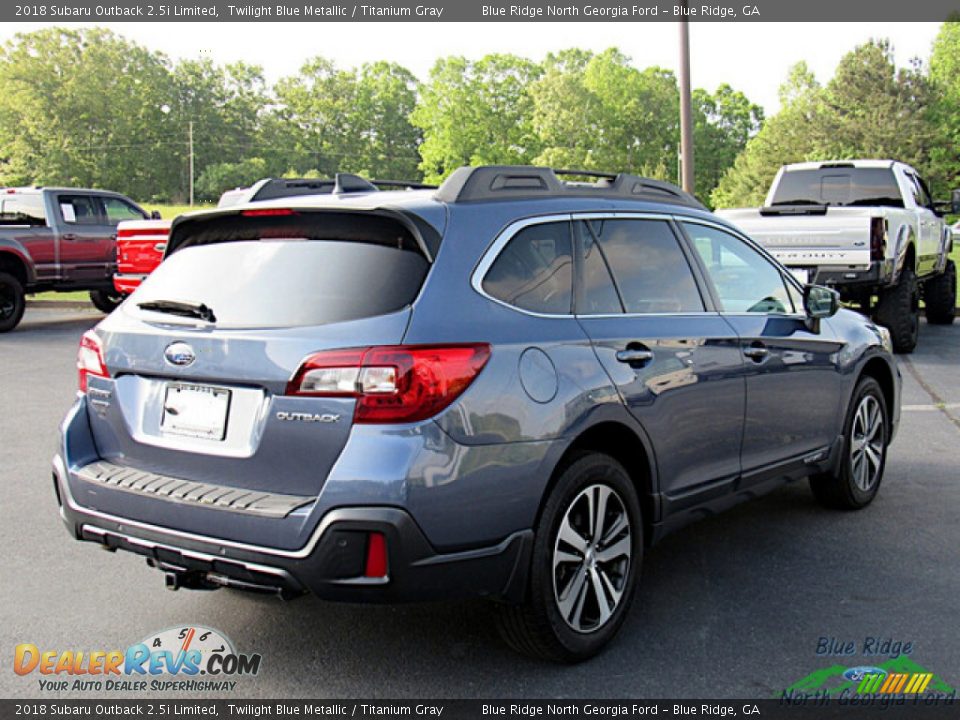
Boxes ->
[678,17,694,195]
[188,120,195,207]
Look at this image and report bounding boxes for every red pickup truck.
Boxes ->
[113,176,433,295]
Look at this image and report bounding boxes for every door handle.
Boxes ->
[743,345,769,362]
[616,348,654,366]
[61,233,77,241]
[154,243,167,252]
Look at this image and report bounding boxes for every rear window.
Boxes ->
[770,167,903,208]
[134,213,429,328]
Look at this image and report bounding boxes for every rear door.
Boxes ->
[680,219,845,481]
[54,193,115,280]
[573,215,746,511]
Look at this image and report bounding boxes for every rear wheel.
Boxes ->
[875,266,919,353]
[924,260,956,325]
[0,271,26,333]
[496,453,642,662]
[810,377,888,510]
[89,289,125,314]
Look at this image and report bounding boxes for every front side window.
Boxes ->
[584,219,704,314]
[684,222,796,314]
[103,197,147,224]
[482,222,573,314]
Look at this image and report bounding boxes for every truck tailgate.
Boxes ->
[717,207,873,267]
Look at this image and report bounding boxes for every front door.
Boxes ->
[680,220,845,480]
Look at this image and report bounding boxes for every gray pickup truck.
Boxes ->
[0,187,158,332]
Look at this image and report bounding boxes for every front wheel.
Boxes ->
[810,376,889,510]
[89,289,126,314]
[496,453,642,662]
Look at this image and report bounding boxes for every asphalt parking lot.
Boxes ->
[2,306,958,699]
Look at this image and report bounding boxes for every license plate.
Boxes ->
[789,267,811,284]
[160,383,231,440]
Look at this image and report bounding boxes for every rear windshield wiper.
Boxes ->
[769,199,824,206]
[137,299,216,323]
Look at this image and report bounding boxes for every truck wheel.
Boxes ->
[89,290,125,314]
[810,376,888,510]
[0,271,26,333]
[924,260,956,325]
[495,453,642,662]
[875,266,919,353]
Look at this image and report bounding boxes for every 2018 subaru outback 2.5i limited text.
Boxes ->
[54,166,901,662]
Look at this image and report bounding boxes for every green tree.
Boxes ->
[411,54,542,183]
[530,49,678,179]
[350,61,421,179]
[692,84,764,205]
[713,41,936,208]
[167,58,270,202]
[928,20,960,195]
[194,157,268,202]
[0,27,175,199]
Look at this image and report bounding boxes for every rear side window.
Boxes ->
[575,221,622,315]
[585,219,704,314]
[482,222,573,314]
[58,195,103,225]
[0,193,47,225]
[134,212,429,329]
[770,168,903,208]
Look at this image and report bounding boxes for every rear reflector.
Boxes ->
[287,344,491,424]
[364,532,388,578]
[77,330,110,392]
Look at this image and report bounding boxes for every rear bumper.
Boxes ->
[113,273,145,295]
[53,453,532,603]
[806,260,894,291]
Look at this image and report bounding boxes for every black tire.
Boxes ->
[924,259,956,325]
[810,377,889,511]
[89,289,125,314]
[496,453,642,663]
[875,266,919,354]
[0,271,26,333]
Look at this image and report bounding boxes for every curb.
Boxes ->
[27,300,98,310]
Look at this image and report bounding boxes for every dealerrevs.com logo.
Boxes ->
[14,626,261,693]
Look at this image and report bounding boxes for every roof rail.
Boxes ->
[435,166,705,208]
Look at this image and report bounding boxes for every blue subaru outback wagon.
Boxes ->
[55,167,900,661]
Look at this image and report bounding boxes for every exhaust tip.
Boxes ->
[164,572,180,591]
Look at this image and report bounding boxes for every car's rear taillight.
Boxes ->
[870,217,887,262]
[77,330,109,392]
[286,344,491,424]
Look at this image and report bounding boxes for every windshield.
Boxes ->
[770,167,903,208]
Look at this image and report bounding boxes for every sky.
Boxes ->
[0,22,944,114]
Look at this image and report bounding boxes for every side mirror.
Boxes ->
[803,284,840,328]
[150,210,163,220]
[952,189,960,215]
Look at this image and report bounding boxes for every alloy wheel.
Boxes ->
[850,395,884,491]
[552,484,632,633]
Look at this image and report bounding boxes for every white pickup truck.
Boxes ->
[718,160,960,353]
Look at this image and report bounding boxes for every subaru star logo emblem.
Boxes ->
[164,342,196,367]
